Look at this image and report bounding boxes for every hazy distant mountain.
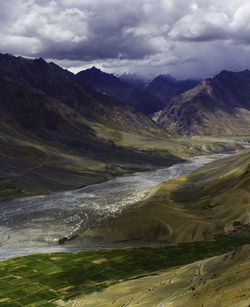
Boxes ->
[76,67,165,114]
[146,74,199,105]
[155,70,250,136]
[0,54,173,200]
[118,73,150,89]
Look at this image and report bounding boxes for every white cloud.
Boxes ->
[1,0,250,78]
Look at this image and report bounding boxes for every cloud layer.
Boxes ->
[1,0,250,78]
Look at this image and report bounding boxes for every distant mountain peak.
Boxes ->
[146,74,199,105]
[89,66,101,71]
[76,68,165,114]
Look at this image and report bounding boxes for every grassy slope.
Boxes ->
[77,150,250,244]
[0,236,249,306]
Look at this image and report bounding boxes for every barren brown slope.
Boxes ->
[70,244,250,307]
[74,150,250,244]
[155,70,250,136]
[171,244,250,307]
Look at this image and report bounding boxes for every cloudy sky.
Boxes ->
[1,0,250,79]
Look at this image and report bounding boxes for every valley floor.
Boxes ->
[0,143,249,307]
[0,236,249,306]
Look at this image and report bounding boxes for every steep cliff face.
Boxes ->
[155,70,250,136]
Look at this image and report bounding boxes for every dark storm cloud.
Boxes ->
[1,0,250,78]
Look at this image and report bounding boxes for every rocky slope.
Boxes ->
[155,70,250,136]
[76,67,165,114]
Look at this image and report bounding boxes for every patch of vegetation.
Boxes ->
[0,235,250,305]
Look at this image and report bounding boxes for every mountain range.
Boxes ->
[76,67,165,115]
[1,53,244,202]
[76,68,199,115]
[76,67,250,137]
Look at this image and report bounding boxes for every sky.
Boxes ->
[1,0,250,79]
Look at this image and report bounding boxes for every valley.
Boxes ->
[1,0,250,305]
[0,148,249,306]
[0,152,234,250]
[0,54,249,307]
[68,149,250,245]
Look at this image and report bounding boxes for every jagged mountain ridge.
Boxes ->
[76,67,165,114]
[155,70,250,136]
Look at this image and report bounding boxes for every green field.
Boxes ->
[0,235,250,306]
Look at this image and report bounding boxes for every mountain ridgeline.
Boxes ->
[76,68,199,115]
[0,54,168,135]
[155,70,250,136]
[76,67,165,115]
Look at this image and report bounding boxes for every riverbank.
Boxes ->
[0,152,236,253]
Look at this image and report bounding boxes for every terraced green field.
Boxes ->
[0,235,250,306]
